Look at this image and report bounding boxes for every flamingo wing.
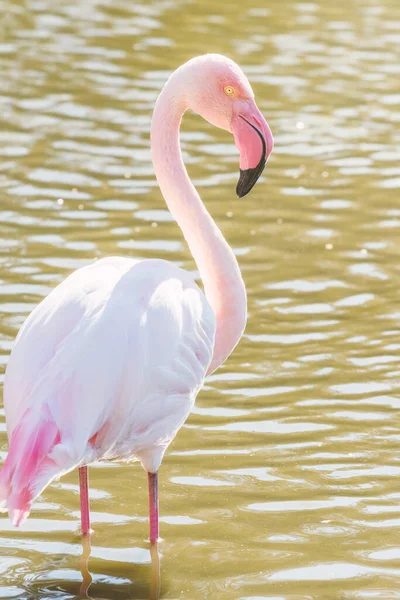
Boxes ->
[0,256,215,523]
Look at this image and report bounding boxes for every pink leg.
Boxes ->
[148,471,159,544]
[79,466,91,535]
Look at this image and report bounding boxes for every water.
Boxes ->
[1,0,400,597]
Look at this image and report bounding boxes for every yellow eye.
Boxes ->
[224,86,235,96]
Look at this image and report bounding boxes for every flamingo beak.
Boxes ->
[231,105,274,198]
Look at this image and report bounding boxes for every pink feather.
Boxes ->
[0,405,60,526]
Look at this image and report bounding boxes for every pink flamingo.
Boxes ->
[0,54,273,543]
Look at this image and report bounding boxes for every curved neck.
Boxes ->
[150,73,247,374]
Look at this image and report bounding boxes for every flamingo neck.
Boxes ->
[150,73,247,374]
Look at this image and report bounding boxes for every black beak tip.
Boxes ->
[236,179,249,198]
[236,184,251,199]
[236,162,266,198]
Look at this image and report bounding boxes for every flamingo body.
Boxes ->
[1,257,214,524]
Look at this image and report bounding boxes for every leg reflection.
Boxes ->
[149,541,160,600]
[79,529,160,599]
[80,532,93,598]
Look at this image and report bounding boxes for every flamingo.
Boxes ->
[0,54,273,543]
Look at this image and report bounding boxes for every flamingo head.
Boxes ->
[180,54,274,197]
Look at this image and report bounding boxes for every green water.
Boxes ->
[1,0,400,598]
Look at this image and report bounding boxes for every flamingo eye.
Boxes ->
[224,86,235,96]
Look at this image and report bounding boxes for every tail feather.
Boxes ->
[0,405,61,526]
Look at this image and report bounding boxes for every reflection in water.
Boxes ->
[149,543,161,600]
[78,534,160,599]
[1,0,400,597]
[80,534,93,598]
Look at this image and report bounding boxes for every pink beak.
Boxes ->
[231,104,274,197]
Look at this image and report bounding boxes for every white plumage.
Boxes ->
[3,257,215,500]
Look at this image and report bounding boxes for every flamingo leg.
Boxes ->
[79,466,91,535]
[148,471,159,544]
